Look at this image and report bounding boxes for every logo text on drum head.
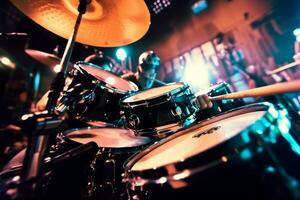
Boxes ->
[192,126,221,138]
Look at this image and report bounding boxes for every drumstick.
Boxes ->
[267,60,300,75]
[209,79,300,100]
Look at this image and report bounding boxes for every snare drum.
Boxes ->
[120,82,197,138]
[123,103,300,199]
[65,62,138,122]
[196,82,244,121]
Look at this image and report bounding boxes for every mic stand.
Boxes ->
[11,1,92,199]
[7,112,64,200]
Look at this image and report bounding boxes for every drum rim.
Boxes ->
[200,81,230,95]
[74,62,138,94]
[120,82,190,105]
[123,102,289,185]
[63,126,152,152]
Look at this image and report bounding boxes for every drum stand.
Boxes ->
[6,1,93,199]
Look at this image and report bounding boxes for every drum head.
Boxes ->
[78,63,138,93]
[122,82,184,103]
[65,127,151,148]
[131,110,266,171]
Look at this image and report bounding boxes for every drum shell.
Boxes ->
[120,83,197,137]
[66,63,131,122]
[81,85,124,122]
[196,82,244,121]
[67,67,121,122]
[123,103,300,200]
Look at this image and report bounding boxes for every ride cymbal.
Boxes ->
[10,0,151,47]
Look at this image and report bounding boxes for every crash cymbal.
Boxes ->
[25,49,72,69]
[10,0,150,47]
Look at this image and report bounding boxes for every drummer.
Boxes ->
[121,50,161,90]
[84,53,114,72]
[122,50,213,109]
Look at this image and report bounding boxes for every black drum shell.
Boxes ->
[120,83,197,137]
[196,82,244,121]
[65,62,137,123]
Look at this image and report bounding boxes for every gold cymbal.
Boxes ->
[10,0,150,47]
[25,49,72,69]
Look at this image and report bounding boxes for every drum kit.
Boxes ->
[1,0,300,200]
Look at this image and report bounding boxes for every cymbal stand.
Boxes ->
[11,1,92,199]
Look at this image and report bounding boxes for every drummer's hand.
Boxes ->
[195,94,213,110]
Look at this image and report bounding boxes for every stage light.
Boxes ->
[0,56,16,69]
[33,71,41,92]
[150,0,172,14]
[181,63,210,91]
[116,48,127,61]
[293,28,300,36]
[180,51,210,92]
[191,0,208,14]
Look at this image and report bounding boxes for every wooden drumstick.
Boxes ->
[267,60,300,75]
[209,79,300,100]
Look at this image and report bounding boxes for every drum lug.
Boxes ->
[171,106,183,118]
[128,114,140,128]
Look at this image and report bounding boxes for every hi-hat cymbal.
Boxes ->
[25,49,72,69]
[10,0,150,47]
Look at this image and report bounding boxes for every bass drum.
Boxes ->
[123,103,300,200]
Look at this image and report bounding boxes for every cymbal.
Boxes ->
[10,0,151,47]
[25,49,72,69]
